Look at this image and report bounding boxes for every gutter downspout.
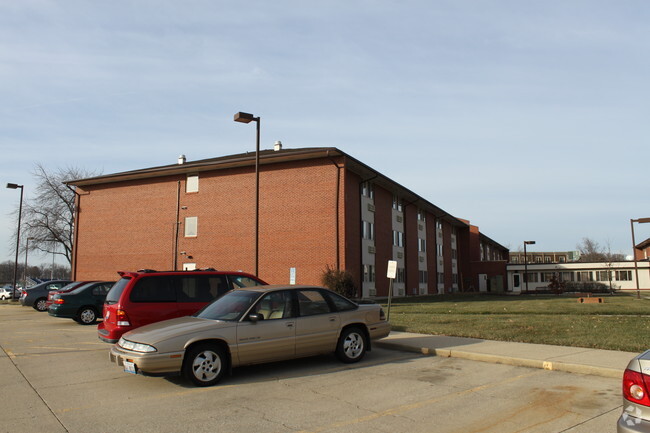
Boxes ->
[326,151,343,271]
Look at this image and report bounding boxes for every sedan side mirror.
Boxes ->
[248,313,263,323]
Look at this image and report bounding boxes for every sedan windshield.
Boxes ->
[195,290,260,321]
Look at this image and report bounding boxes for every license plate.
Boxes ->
[123,360,136,374]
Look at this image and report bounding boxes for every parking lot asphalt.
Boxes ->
[375,331,637,379]
[0,301,630,432]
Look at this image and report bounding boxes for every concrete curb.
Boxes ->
[375,340,623,379]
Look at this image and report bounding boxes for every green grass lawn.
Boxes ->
[383,293,650,352]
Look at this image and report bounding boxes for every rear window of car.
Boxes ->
[105,277,131,304]
[325,291,358,312]
[130,276,176,303]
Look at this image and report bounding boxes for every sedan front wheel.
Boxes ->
[183,343,226,387]
[77,307,98,325]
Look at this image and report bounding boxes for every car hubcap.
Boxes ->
[192,350,221,382]
[81,310,95,323]
[343,332,363,359]
[36,300,46,311]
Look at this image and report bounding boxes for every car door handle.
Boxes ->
[329,316,337,322]
[286,322,295,328]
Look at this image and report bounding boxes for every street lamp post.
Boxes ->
[631,218,650,299]
[234,112,261,277]
[523,240,536,293]
[6,183,24,299]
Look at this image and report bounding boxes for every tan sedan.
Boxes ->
[109,285,390,386]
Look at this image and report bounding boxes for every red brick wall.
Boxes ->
[73,159,344,285]
[373,186,393,297]
[404,204,419,296]
[343,170,362,294]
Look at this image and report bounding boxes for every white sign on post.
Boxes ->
[386,260,398,279]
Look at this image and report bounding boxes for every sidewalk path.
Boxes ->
[375,331,638,379]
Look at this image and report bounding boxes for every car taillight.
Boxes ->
[379,308,386,321]
[623,368,650,406]
[116,309,131,327]
[54,298,64,304]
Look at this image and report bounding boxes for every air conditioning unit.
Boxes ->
[369,288,377,296]
[368,246,376,254]
[418,224,424,231]
[367,203,375,212]
[396,215,403,223]
[419,256,425,262]
[398,289,405,296]
[397,252,404,259]
[420,287,427,295]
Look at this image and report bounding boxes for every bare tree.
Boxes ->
[576,237,625,262]
[16,164,98,266]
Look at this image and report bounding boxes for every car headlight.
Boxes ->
[118,337,157,353]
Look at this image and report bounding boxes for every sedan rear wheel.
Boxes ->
[34,298,48,312]
[77,307,98,325]
[336,327,366,363]
[183,343,226,387]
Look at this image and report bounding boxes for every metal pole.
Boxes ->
[524,242,528,294]
[386,278,394,321]
[12,186,24,297]
[632,219,641,299]
[255,117,260,277]
[23,237,30,288]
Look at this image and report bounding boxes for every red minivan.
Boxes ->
[98,269,266,343]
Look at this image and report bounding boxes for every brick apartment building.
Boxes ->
[66,147,508,298]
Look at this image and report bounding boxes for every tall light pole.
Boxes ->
[6,183,24,298]
[631,218,650,299]
[523,240,536,293]
[234,112,261,277]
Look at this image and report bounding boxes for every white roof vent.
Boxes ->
[274,141,282,151]
[178,155,186,165]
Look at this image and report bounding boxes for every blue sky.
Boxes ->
[2,0,649,265]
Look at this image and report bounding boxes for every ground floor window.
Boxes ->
[363,264,375,283]
[616,270,632,281]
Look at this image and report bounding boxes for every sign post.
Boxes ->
[386,260,397,321]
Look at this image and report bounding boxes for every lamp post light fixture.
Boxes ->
[6,183,24,299]
[631,218,650,299]
[523,240,536,294]
[234,111,261,277]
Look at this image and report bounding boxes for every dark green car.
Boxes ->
[48,281,115,325]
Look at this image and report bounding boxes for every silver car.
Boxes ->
[110,285,390,386]
[618,350,650,432]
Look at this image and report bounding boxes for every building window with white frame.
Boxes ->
[596,271,611,281]
[393,231,404,247]
[186,174,199,193]
[418,238,426,252]
[397,268,405,283]
[392,195,403,212]
[363,264,375,283]
[616,270,632,281]
[362,221,374,240]
[419,270,428,284]
[361,182,374,199]
[417,209,426,221]
[184,216,198,237]
[577,271,592,282]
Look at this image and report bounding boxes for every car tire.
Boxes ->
[77,307,98,325]
[183,343,227,387]
[34,298,48,311]
[336,326,367,363]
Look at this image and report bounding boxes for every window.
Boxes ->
[184,216,198,237]
[362,221,374,240]
[535,256,543,263]
[325,292,357,311]
[131,276,176,302]
[419,271,428,284]
[577,271,592,282]
[417,210,426,221]
[361,182,374,199]
[418,238,426,252]
[596,271,611,281]
[363,264,375,283]
[397,268,405,283]
[229,276,264,289]
[178,276,220,303]
[297,290,331,316]
[253,290,293,320]
[524,273,539,283]
[511,256,519,263]
[392,195,403,211]
[437,272,444,283]
[452,274,458,284]
[616,270,632,281]
[545,257,552,263]
[542,273,555,282]
[393,231,404,247]
[559,256,566,263]
[437,244,443,257]
[451,248,457,260]
[560,272,574,282]
[186,174,199,193]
